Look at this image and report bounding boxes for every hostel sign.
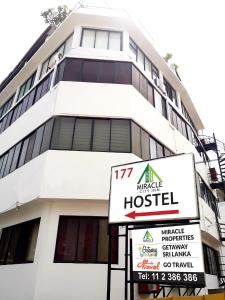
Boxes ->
[109,153,198,224]
[132,224,205,287]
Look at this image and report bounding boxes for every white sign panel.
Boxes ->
[109,153,198,223]
[132,224,205,287]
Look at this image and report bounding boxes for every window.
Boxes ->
[51,117,75,150]
[40,34,73,79]
[111,119,130,153]
[203,244,219,275]
[132,122,141,157]
[73,118,92,151]
[163,78,178,106]
[0,218,40,265]
[92,119,110,152]
[151,64,159,80]
[81,29,122,51]
[141,129,150,160]
[54,216,118,263]
[129,38,159,80]
[17,72,36,102]
[0,116,173,179]
[55,58,131,85]
[0,94,15,119]
[150,137,157,159]
[154,90,167,118]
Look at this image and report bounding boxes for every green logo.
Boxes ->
[143,230,153,242]
[138,164,162,184]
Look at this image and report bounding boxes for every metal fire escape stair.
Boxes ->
[196,134,225,195]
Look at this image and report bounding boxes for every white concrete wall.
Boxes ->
[0,151,139,213]
[0,199,125,300]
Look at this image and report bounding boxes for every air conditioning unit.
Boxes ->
[159,82,166,94]
[48,52,63,69]
[153,78,166,94]
[153,77,160,87]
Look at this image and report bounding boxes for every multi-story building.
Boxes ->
[0,3,224,299]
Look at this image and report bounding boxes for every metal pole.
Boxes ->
[129,238,134,300]
[106,224,112,300]
[125,225,128,300]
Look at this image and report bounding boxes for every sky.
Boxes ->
[0,0,225,141]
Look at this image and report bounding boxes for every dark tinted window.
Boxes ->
[63,59,82,82]
[111,120,130,152]
[132,65,140,91]
[132,122,141,157]
[54,216,118,264]
[82,60,99,82]
[0,219,40,265]
[92,119,110,151]
[73,119,92,151]
[51,118,75,150]
[141,129,150,160]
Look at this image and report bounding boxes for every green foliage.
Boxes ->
[163,53,173,63]
[41,5,71,27]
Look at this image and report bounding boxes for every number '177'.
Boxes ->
[115,168,133,179]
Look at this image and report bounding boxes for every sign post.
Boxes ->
[107,153,204,300]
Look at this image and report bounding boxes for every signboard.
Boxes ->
[132,224,205,287]
[109,153,198,224]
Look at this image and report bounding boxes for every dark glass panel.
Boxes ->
[26,89,36,110]
[98,61,115,83]
[77,218,98,262]
[0,228,11,264]
[92,119,110,151]
[111,119,130,152]
[3,147,15,177]
[20,95,30,116]
[54,60,66,84]
[15,102,23,120]
[10,142,22,172]
[51,117,75,150]
[132,65,140,91]
[164,147,171,157]
[32,125,45,159]
[161,97,167,119]
[63,59,82,82]
[40,119,54,154]
[141,129,150,160]
[17,138,30,167]
[82,60,100,82]
[34,84,43,103]
[0,154,9,178]
[131,122,141,157]
[114,62,132,84]
[4,110,13,130]
[6,225,21,264]
[40,77,49,98]
[139,73,148,99]
[156,142,164,158]
[147,84,154,106]
[55,217,79,262]
[73,119,92,151]
[25,132,36,163]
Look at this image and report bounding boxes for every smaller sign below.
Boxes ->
[132,224,205,287]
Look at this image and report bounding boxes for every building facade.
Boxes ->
[0,4,224,299]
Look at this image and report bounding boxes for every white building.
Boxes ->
[0,3,224,299]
